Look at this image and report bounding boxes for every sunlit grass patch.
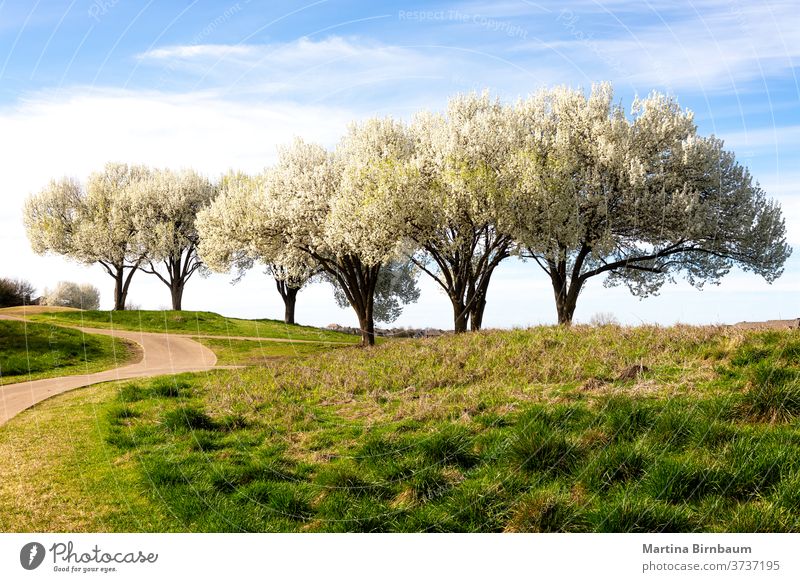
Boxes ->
[0,319,136,385]
[27,309,357,343]
[505,486,589,532]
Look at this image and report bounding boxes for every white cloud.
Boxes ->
[138,37,375,65]
[517,0,800,92]
[133,35,566,111]
[139,44,259,60]
[136,36,448,101]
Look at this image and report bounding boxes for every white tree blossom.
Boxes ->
[271,124,411,345]
[393,92,518,332]
[134,168,217,310]
[42,281,101,310]
[24,163,150,310]
[196,171,318,324]
[505,83,790,324]
[199,123,412,345]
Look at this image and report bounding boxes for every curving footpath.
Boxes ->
[0,315,218,426]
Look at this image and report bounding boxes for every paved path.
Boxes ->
[0,314,217,426]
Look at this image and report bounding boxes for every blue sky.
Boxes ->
[0,0,798,327]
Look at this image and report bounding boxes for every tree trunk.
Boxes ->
[170,281,184,311]
[275,279,301,325]
[356,295,376,346]
[358,280,377,346]
[104,261,139,311]
[283,287,299,325]
[452,298,469,333]
[470,297,486,331]
[311,254,378,347]
[357,312,375,346]
[113,268,127,311]
[552,277,580,325]
[346,264,378,347]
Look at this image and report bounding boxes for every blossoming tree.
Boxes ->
[397,92,518,332]
[196,171,318,325]
[135,168,218,310]
[24,163,151,310]
[199,120,413,345]
[505,84,790,324]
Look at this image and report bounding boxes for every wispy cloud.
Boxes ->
[507,0,800,92]
[139,44,259,60]
[136,36,435,81]
[134,35,565,110]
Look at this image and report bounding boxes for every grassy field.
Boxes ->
[1,325,799,532]
[195,338,349,366]
[0,319,138,386]
[26,309,358,343]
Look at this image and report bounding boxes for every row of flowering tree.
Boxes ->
[24,84,791,345]
[24,165,216,311]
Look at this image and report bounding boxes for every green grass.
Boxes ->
[2,325,800,532]
[27,310,358,343]
[195,338,348,366]
[0,320,137,385]
[0,381,176,531]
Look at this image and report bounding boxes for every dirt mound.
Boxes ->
[617,364,650,381]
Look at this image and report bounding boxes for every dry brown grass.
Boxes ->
[0,305,80,315]
[194,324,763,433]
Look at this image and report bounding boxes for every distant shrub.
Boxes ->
[0,277,35,307]
[42,281,100,309]
[589,312,620,327]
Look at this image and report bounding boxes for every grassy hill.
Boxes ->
[1,324,799,532]
[0,319,138,385]
[25,309,358,343]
